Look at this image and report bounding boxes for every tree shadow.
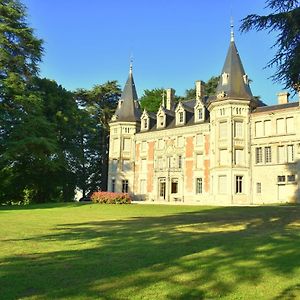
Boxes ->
[1,205,300,299]
[287,158,300,203]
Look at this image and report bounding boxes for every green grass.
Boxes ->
[0,203,300,300]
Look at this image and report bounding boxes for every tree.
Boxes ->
[140,88,165,113]
[184,76,220,100]
[240,0,300,92]
[0,0,60,204]
[74,81,121,195]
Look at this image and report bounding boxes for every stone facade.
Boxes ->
[107,36,300,205]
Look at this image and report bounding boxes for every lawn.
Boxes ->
[0,203,300,300]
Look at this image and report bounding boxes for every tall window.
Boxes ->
[178,156,182,169]
[140,179,146,194]
[264,120,271,136]
[122,180,129,193]
[265,147,272,163]
[196,134,203,146]
[219,122,227,139]
[177,136,184,147]
[141,159,147,172]
[196,178,203,194]
[171,179,178,194]
[278,146,285,163]
[256,182,261,194]
[111,179,115,192]
[276,118,285,135]
[196,153,203,169]
[111,159,118,172]
[198,109,203,120]
[235,149,243,165]
[143,118,148,129]
[122,160,130,171]
[255,121,263,137]
[234,121,243,138]
[179,112,184,123]
[286,117,294,134]
[235,176,243,194]
[255,147,262,164]
[287,145,294,163]
[123,138,131,151]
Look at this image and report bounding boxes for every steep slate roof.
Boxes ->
[114,66,141,122]
[215,37,253,100]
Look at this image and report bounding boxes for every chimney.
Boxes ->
[277,92,289,104]
[166,88,175,110]
[195,80,205,100]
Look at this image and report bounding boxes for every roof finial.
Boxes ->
[230,17,234,42]
[129,53,133,74]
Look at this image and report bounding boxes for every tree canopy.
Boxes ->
[240,0,300,92]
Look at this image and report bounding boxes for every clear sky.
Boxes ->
[22,0,297,105]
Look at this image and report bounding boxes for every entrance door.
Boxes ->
[159,179,166,200]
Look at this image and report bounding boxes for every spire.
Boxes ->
[230,17,234,42]
[215,26,253,100]
[114,62,141,122]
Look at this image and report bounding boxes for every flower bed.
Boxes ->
[91,191,131,204]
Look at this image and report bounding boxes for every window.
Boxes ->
[111,179,115,192]
[276,118,285,135]
[196,134,203,146]
[287,145,294,163]
[264,120,271,136]
[218,175,227,194]
[122,160,131,172]
[278,146,285,163]
[157,157,163,169]
[196,153,203,169]
[112,138,118,153]
[196,178,203,194]
[141,141,147,151]
[255,147,262,164]
[123,138,131,151]
[177,136,184,147]
[178,156,182,169]
[235,149,243,165]
[143,118,148,129]
[277,176,285,184]
[287,175,296,182]
[235,176,243,194]
[234,121,243,138]
[179,112,184,123]
[159,115,164,126]
[265,147,272,163]
[286,117,294,134]
[111,159,118,172]
[256,182,261,194]
[255,121,263,137]
[219,149,227,165]
[122,180,129,193]
[141,159,147,172]
[198,109,203,120]
[171,179,178,194]
[219,122,227,139]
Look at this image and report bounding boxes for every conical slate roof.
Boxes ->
[115,66,141,122]
[216,38,253,100]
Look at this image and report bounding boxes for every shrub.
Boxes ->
[91,191,131,204]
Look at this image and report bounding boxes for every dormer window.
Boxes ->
[194,100,204,123]
[179,112,184,123]
[143,118,148,129]
[243,74,249,85]
[222,72,229,85]
[160,115,164,126]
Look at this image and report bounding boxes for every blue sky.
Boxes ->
[22,0,296,104]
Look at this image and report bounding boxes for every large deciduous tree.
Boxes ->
[74,81,121,195]
[240,0,300,92]
[0,0,59,203]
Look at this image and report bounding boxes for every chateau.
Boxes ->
[107,30,300,205]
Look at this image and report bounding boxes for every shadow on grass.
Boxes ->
[1,205,300,299]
